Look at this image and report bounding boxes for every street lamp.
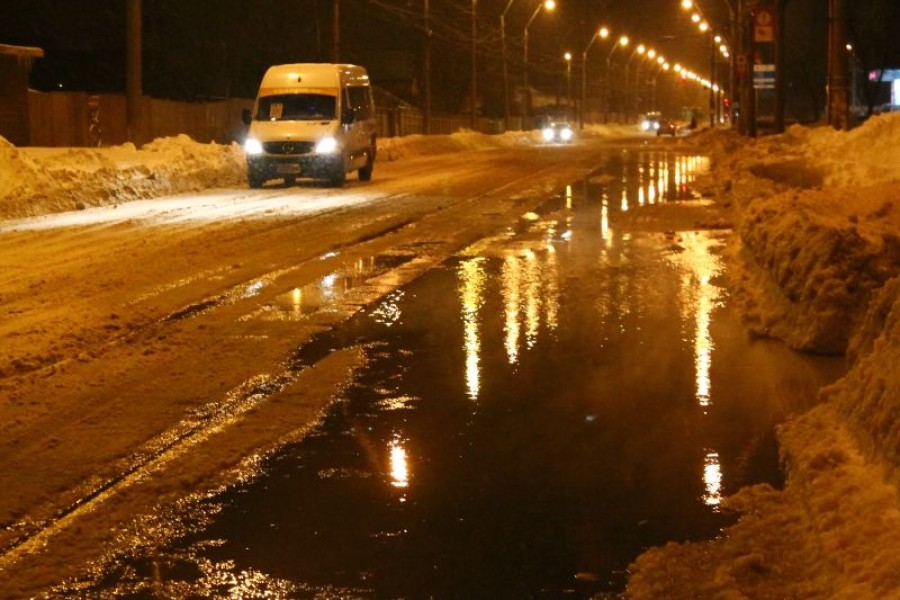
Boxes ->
[604,35,628,122]
[580,25,609,128]
[624,44,646,122]
[523,0,556,124]
[499,0,519,130]
[635,48,657,117]
[650,61,670,112]
[564,52,572,120]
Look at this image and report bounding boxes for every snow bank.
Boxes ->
[0,134,245,219]
[705,114,900,353]
[1,125,634,220]
[626,116,900,598]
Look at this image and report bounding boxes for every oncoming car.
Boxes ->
[542,121,574,144]
[656,119,678,137]
[641,111,663,132]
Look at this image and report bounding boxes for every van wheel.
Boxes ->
[358,149,374,182]
[248,170,265,189]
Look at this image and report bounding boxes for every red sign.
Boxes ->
[753,5,775,43]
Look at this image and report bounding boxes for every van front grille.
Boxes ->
[264,141,315,155]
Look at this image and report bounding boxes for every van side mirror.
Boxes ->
[241,108,252,126]
[341,108,355,125]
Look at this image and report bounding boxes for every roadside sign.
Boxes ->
[753,5,775,43]
[753,64,775,89]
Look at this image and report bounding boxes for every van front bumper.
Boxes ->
[247,154,343,180]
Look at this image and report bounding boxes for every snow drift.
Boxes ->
[627,115,900,599]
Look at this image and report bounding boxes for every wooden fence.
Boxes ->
[27,91,253,147]
[25,91,508,148]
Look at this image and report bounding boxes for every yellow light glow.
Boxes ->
[389,440,409,488]
[544,0,555,10]
[637,44,646,54]
[703,451,722,507]
[620,36,629,46]
[599,27,610,38]
[459,258,485,400]
[503,255,522,365]
[699,21,709,32]
[692,13,701,22]
[681,0,693,8]
[564,51,572,61]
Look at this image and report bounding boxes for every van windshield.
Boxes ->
[255,94,336,121]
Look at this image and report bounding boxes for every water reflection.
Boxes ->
[68,150,843,599]
[704,451,723,508]
[389,438,410,489]
[458,259,486,399]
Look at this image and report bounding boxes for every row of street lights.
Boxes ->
[490,0,717,131]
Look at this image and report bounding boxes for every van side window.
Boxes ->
[348,86,372,120]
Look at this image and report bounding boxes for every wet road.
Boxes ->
[64,148,842,598]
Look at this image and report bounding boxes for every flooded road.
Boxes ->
[69,148,842,598]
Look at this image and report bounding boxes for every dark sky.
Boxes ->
[1,0,897,118]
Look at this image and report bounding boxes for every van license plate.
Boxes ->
[277,164,301,174]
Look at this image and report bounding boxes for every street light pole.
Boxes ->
[564,52,572,121]
[523,0,555,126]
[471,0,478,130]
[624,44,645,123]
[580,26,609,129]
[604,36,628,123]
[500,0,516,131]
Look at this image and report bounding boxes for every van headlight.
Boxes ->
[315,137,338,154]
[560,127,573,141]
[542,127,555,142]
[244,138,263,155]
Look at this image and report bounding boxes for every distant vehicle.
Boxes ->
[657,119,678,137]
[641,111,663,132]
[542,121,574,144]
[242,63,377,188]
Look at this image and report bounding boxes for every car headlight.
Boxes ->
[641,120,650,131]
[315,136,338,154]
[542,127,555,142]
[244,138,263,155]
[560,127,573,141]
[653,122,660,130]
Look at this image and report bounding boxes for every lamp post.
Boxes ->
[470,0,478,129]
[500,0,518,131]
[635,49,657,117]
[580,26,609,129]
[624,44,646,123]
[604,35,628,123]
[564,52,572,120]
[651,61,670,112]
[523,0,556,125]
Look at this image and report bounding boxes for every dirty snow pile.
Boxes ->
[627,115,900,598]
[0,125,636,220]
[0,134,245,219]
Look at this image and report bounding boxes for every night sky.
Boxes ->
[1,0,897,120]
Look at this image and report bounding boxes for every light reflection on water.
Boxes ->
[66,150,843,598]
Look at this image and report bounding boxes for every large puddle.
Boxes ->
[69,149,843,598]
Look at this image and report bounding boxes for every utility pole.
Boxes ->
[424,0,432,134]
[827,0,849,129]
[471,0,478,129]
[333,0,340,62]
[126,0,142,146]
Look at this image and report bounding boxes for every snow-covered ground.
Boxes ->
[2,116,899,596]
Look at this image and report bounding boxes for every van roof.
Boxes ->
[260,63,369,91]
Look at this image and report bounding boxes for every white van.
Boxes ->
[242,63,377,187]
